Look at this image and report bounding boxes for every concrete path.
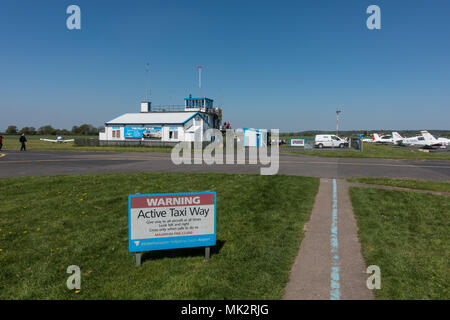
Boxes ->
[283,178,373,300]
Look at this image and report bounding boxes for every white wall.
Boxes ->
[101,112,215,142]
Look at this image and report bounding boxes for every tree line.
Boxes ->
[4,124,104,136]
[281,130,450,138]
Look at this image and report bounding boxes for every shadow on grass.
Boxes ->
[140,240,226,263]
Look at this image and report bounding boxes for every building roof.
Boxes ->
[106,112,199,125]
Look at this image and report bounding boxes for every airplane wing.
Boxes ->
[61,139,75,143]
[40,138,58,143]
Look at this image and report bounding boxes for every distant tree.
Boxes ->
[57,129,71,136]
[76,124,97,135]
[19,127,37,135]
[37,125,57,135]
[71,126,80,135]
[6,125,18,134]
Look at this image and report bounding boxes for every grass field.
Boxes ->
[350,187,450,299]
[0,135,172,153]
[0,172,319,299]
[3,135,450,161]
[348,177,450,193]
[282,142,450,160]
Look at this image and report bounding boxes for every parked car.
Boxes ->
[314,134,349,148]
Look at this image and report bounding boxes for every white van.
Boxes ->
[314,134,348,148]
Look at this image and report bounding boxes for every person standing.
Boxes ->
[0,135,3,151]
[19,133,27,151]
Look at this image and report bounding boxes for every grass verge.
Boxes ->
[0,172,319,299]
[282,143,450,160]
[347,177,450,193]
[350,187,450,299]
[0,135,172,153]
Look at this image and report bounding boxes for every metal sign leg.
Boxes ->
[136,253,142,267]
[205,246,210,260]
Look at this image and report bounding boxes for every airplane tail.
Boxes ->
[392,132,403,144]
[421,130,442,146]
[420,131,434,141]
[373,133,380,141]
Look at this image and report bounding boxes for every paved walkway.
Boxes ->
[283,178,373,300]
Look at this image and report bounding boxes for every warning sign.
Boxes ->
[128,192,216,252]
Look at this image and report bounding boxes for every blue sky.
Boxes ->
[0,0,449,132]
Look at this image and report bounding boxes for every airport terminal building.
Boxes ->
[99,96,221,145]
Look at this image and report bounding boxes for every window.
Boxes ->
[112,130,120,138]
[169,130,178,140]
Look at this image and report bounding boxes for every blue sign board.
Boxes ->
[128,192,216,252]
[124,126,162,139]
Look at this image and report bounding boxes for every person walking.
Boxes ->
[19,133,27,151]
[0,135,3,151]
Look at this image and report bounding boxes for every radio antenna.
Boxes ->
[145,61,151,101]
[197,65,203,98]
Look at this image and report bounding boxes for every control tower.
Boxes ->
[184,95,215,113]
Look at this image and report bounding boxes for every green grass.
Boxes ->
[0,135,172,153]
[350,187,450,299]
[282,142,450,160]
[3,135,450,161]
[347,177,450,193]
[0,172,319,299]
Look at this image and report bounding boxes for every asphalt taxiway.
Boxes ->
[0,150,449,180]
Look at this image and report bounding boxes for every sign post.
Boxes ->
[128,192,216,266]
[290,138,305,147]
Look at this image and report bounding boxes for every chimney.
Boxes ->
[141,101,151,113]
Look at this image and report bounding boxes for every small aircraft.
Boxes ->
[373,133,394,144]
[40,136,74,143]
[392,131,444,148]
[437,137,450,146]
[357,134,375,142]
[433,134,450,146]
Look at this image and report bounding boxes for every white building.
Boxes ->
[99,97,220,143]
[242,128,267,147]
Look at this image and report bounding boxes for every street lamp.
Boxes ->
[336,109,342,136]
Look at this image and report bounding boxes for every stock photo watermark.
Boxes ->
[367,5,381,30]
[65,4,381,31]
[66,265,81,292]
[366,265,381,290]
[170,129,280,175]
[66,5,81,30]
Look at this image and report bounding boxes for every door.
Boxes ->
[331,136,340,147]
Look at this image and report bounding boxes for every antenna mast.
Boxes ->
[145,61,151,102]
[197,65,203,98]
[336,108,342,135]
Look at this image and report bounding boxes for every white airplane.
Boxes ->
[392,131,444,148]
[432,133,450,146]
[392,132,405,145]
[437,137,450,146]
[40,136,74,143]
[373,133,394,144]
[421,131,447,148]
[358,134,375,142]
